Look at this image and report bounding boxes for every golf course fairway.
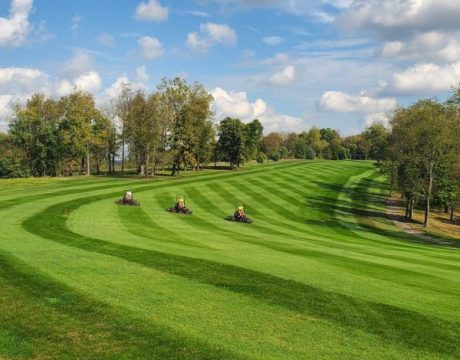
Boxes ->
[0,160,459,359]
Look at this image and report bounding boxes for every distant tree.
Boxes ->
[90,110,111,175]
[186,82,214,170]
[284,132,298,157]
[113,83,133,173]
[244,119,264,161]
[256,152,267,164]
[59,90,98,175]
[304,127,328,158]
[0,132,29,178]
[364,123,389,162]
[305,146,316,160]
[9,93,61,176]
[261,132,284,159]
[217,117,246,168]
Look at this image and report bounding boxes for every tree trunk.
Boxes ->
[409,198,414,220]
[145,145,150,177]
[423,167,434,228]
[86,147,90,176]
[405,197,410,219]
[80,157,85,174]
[112,154,115,174]
[444,203,449,214]
[121,139,125,173]
[107,154,111,174]
[151,147,155,176]
[451,202,455,222]
[96,157,100,175]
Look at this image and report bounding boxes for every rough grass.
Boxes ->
[0,160,459,360]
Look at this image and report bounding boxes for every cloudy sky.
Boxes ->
[1,0,460,134]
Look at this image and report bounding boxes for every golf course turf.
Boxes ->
[0,160,459,359]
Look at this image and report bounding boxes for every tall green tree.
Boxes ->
[113,83,133,173]
[59,90,98,175]
[244,119,263,161]
[217,117,246,168]
[390,100,459,227]
[9,93,61,176]
[364,123,389,162]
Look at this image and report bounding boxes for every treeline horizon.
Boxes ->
[0,76,387,179]
[0,76,459,228]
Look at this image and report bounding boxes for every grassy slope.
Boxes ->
[0,160,459,360]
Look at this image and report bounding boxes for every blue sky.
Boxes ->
[1,0,460,134]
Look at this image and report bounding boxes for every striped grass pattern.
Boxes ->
[0,160,459,359]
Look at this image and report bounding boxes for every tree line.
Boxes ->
[0,76,388,179]
[385,88,460,227]
[1,77,458,227]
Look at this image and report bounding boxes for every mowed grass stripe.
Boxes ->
[21,195,460,357]
[248,173,460,282]
[117,204,214,249]
[0,251,243,360]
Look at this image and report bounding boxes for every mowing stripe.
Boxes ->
[21,197,460,357]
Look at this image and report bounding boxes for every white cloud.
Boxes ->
[97,33,115,47]
[202,23,237,45]
[97,75,147,106]
[319,91,397,113]
[75,71,102,93]
[365,112,389,126]
[341,0,460,38]
[270,65,296,86]
[0,95,14,130]
[56,71,102,96]
[138,36,164,60]
[262,36,285,46]
[186,32,209,52]
[0,67,49,99]
[318,90,397,128]
[136,65,149,83]
[211,87,304,132]
[60,50,93,78]
[186,23,237,52]
[377,31,460,63]
[0,66,50,128]
[0,0,33,46]
[391,62,460,94]
[135,0,168,22]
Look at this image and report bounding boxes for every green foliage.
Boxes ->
[217,117,247,168]
[305,146,316,160]
[270,151,281,161]
[364,123,389,162]
[256,152,267,163]
[388,96,460,226]
[244,119,263,161]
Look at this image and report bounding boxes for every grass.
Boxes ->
[0,160,459,359]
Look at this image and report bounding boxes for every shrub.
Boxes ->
[270,151,281,162]
[305,146,316,160]
[256,153,267,164]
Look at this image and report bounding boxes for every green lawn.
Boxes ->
[0,160,459,359]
